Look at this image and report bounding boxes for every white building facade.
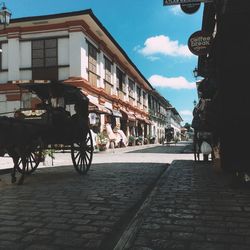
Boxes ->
[0,9,181,145]
[166,108,183,140]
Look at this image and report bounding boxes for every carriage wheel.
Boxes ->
[16,147,43,174]
[71,129,93,175]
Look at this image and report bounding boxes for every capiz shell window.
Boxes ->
[32,38,58,80]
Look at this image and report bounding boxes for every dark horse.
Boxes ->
[0,116,43,184]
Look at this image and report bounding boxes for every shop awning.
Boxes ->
[89,102,112,114]
[120,109,136,121]
[144,118,154,125]
[134,113,144,121]
[107,108,122,118]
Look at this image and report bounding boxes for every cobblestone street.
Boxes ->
[0,162,166,250]
[1,143,250,250]
[131,161,250,250]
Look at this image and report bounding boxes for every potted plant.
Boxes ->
[128,135,135,146]
[97,132,109,151]
[136,136,143,145]
[42,149,55,166]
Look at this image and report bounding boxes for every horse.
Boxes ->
[0,116,43,184]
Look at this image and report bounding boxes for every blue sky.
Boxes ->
[5,0,203,124]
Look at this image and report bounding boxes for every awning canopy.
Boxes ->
[89,102,112,114]
[144,118,154,125]
[18,82,88,105]
[107,108,122,118]
[120,109,136,121]
[134,113,144,121]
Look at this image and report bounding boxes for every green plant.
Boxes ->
[128,135,135,146]
[42,149,55,166]
[97,132,109,145]
[42,149,55,159]
[138,136,143,142]
[128,135,135,143]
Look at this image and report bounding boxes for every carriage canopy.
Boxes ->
[18,81,88,106]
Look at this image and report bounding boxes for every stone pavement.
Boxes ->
[2,143,249,250]
[0,162,166,250]
[130,160,250,250]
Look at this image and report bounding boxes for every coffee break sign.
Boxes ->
[163,0,213,5]
[188,31,212,56]
[180,2,201,14]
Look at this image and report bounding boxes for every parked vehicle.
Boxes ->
[0,81,93,184]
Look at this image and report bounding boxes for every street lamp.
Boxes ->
[0,2,11,28]
[193,67,198,79]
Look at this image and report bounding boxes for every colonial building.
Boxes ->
[0,9,181,146]
[166,107,183,141]
[148,89,182,143]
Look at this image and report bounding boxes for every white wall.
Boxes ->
[20,70,32,80]
[1,43,8,70]
[8,38,20,81]
[0,72,8,84]
[0,100,20,117]
[20,41,31,68]
[58,38,69,65]
[21,31,68,40]
[59,68,69,81]
[69,32,88,79]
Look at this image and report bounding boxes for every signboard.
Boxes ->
[188,30,212,56]
[163,0,213,6]
[180,2,200,14]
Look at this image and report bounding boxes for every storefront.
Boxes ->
[120,109,136,136]
[88,101,112,133]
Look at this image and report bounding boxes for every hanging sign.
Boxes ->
[164,0,213,5]
[180,2,201,14]
[188,30,212,56]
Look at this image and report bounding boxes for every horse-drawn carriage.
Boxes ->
[163,127,174,146]
[0,81,93,184]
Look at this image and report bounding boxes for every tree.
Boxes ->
[184,123,191,132]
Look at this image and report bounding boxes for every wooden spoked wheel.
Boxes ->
[71,129,94,175]
[16,147,43,174]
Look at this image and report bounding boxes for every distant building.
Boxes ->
[166,107,183,140]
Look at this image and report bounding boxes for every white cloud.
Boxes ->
[169,5,183,16]
[139,35,193,58]
[180,110,193,116]
[147,56,160,61]
[148,75,196,90]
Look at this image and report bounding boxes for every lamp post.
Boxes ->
[193,67,198,80]
[0,2,11,28]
